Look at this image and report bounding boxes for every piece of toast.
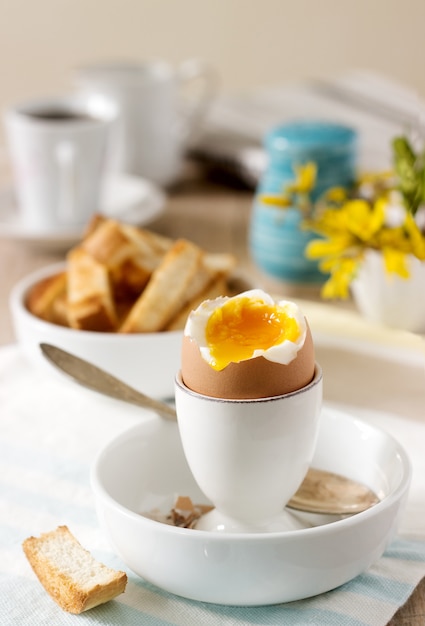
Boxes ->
[82,219,149,295]
[112,226,174,301]
[166,274,229,330]
[182,250,233,299]
[203,252,236,276]
[81,213,107,239]
[25,218,238,333]
[22,526,127,614]
[82,219,173,300]
[120,240,237,333]
[26,271,68,326]
[66,247,118,331]
[119,239,205,333]
[120,223,173,259]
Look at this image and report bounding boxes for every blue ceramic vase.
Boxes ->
[249,121,357,284]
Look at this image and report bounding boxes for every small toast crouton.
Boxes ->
[67,248,117,331]
[120,239,204,333]
[26,271,68,326]
[22,526,127,614]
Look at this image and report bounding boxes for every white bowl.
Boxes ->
[91,406,411,606]
[9,262,182,399]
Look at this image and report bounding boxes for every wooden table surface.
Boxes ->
[0,165,423,624]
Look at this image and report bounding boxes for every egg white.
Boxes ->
[184,289,307,367]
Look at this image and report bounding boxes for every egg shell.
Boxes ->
[181,320,315,399]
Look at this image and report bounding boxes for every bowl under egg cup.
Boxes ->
[174,365,323,533]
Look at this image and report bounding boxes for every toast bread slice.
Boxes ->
[120,242,238,333]
[81,213,107,239]
[23,526,127,614]
[67,247,118,331]
[203,252,236,275]
[25,218,238,334]
[82,219,173,300]
[166,274,229,330]
[119,239,204,332]
[26,271,68,326]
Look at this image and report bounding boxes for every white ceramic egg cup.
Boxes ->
[174,365,323,533]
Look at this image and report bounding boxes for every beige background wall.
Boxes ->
[0,0,424,124]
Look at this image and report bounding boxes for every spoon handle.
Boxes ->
[40,343,177,422]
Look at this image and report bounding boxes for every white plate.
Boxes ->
[0,174,166,250]
[91,406,411,605]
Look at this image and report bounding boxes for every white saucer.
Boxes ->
[91,406,411,605]
[0,174,166,251]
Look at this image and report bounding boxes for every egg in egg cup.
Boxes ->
[174,290,323,533]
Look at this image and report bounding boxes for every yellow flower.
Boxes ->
[261,194,292,208]
[286,162,317,194]
[357,170,394,186]
[259,161,317,215]
[345,199,385,241]
[323,186,348,204]
[305,206,349,235]
[296,136,425,299]
[375,226,409,252]
[320,257,359,299]
[306,235,355,260]
[404,212,425,260]
[382,248,410,278]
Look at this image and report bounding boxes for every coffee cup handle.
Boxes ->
[56,141,76,223]
[177,59,218,143]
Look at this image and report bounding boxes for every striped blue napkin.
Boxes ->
[1,345,425,625]
[2,536,425,625]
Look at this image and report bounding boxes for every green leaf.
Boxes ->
[392,136,424,215]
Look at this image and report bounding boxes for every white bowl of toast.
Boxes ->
[10,216,239,399]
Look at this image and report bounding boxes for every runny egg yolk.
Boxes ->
[205,297,300,371]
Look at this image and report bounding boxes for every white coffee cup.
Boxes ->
[4,94,116,233]
[76,59,217,186]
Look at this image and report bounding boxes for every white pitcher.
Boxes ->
[76,59,217,186]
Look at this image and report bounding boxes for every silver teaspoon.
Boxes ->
[40,343,176,422]
[40,342,380,516]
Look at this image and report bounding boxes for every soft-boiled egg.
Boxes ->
[181,289,315,399]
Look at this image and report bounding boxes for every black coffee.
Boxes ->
[27,109,96,122]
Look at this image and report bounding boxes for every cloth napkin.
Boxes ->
[1,343,425,626]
